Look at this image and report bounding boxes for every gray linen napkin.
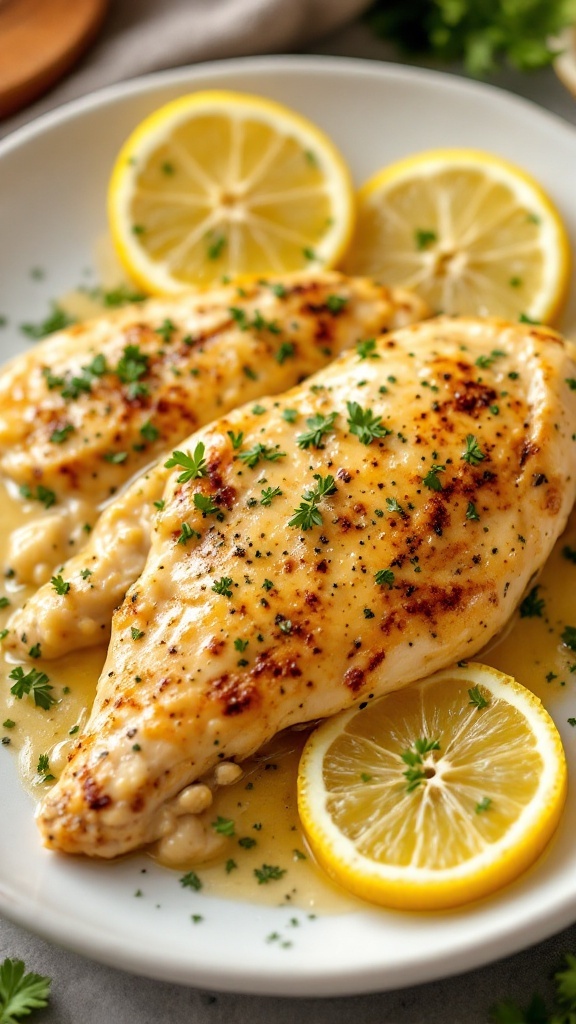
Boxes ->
[1,0,372,138]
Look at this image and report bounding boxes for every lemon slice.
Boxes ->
[298,663,566,910]
[108,90,355,294]
[342,148,571,322]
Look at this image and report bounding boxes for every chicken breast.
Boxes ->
[37,316,576,858]
[1,272,427,584]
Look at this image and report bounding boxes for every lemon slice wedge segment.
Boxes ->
[297,663,566,910]
[342,148,571,323]
[107,90,355,294]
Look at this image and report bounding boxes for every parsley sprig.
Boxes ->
[0,957,51,1022]
[164,443,207,482]
[296,412,338,450]
[461,434,486,466]
[9,666,55,710]
[422,463,445,491]
[115,344,149,398]
[490,952,576,1023]
[238,443,286,468]
[346,401,391,445]
[288,474,336,531]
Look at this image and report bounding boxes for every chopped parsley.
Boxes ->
[20,484,56,509]
[50,575,70,595]
[206,234,226,260]
[288,474,336,531]
[261,486,282,507]
[36,753,55,782]
[212,576,234,598]
[179,871,203,891]
[211,816,235,836]
[414,228,437,250]
[275,341,295,364]
[49,423,75,444]
[254,864,286,884]
[21,304,76,340]
[9,666,55,709]
[466,501,480,521]
[461,434,486,466]
[325,294,348,314]
[475,796,492,814]
[468,685,490,709]
[130,627,145,640]
[177,522,200,544]
[386,496,406,517]
[140,419,160,443]
[375,569,395,589]
[401,737,441,792]
[192,493,221,517]
[561,626,576,652]
[519,585,546,618]
[356,337,380,360]
[422,463,445,491]
[115,344,150,397]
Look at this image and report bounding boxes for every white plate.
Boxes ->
[1,55,576,998]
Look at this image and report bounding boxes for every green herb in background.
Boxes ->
[365,0,576,77]
[490,951,576,1022]
[0,958,51,1022]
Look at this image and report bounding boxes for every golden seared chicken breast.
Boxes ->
[0,272,427,585]
[37,316,576,858]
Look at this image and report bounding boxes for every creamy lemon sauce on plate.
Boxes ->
[1,479,575,911]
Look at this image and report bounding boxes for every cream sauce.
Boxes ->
[1,479,576,911]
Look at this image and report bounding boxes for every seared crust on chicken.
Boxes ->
[36,316,576,857]
[3,276,426,638]
[0,273,427,584]
[0,273,426,505]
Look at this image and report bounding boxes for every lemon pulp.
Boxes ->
[343,148,570,322]
[108,90,355,294]
[298,663,567,910]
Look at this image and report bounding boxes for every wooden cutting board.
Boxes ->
[0,0,108,119]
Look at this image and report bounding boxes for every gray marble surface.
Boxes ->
[3,15,576,1024]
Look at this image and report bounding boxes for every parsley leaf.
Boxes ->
[375,569,395,589]
[212,576,234,598]
[261,486,282,507]
[519,585,546,619]
[461,434,486,466]
[356,337,380,360]
[8,667,55,710]
[0,958,51,1022]
[401,737,441,792]
[193,494,220,518]
[422,463,445,491]
[164,443,208,482]
[288,474,336,531]
[296,411,338,449]
[238,443,286,468]
[254,864,286,884]
[179,871,202,891]
[21,304,76,340]
[468,685,490,709]
[115,345,149,397]
[50,575,70,595]
[346,401,391,445]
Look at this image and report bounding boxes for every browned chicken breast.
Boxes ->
[0,272,427,584]
[36,316,576,858]
[5,275,427,646]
